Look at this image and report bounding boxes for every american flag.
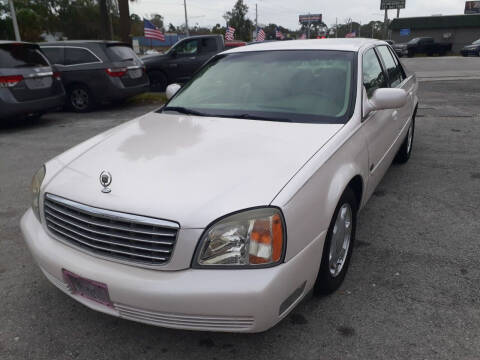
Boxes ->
[275,28,285,40]
[256,28,266,42]
[144,19,165,41]
[300,33,307,40]
[345,32,356,38]
[225,26,236,41]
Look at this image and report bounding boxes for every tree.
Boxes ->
[149,13,164,31]
[168,23,176,33]
[224,0,253,41]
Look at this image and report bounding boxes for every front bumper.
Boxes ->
[21,209,324,333]
[461,49,479,56]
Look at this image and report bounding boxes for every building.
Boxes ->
[390,14,480,53]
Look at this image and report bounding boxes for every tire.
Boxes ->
[148,71,168,92]
[395,116,415,164]
[407,49,415,58]
[314,187,357,295]
[67,84,94,112]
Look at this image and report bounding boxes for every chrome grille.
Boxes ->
[44,193,179,267]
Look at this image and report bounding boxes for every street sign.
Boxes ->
[465,1,480,14]
[400,28,411,36]
[299,14,323,25]
[380,0,406,10]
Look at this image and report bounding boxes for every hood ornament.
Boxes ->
[99,171,112,193]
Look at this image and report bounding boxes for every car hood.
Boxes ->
[45,112,343,228]
[141,53,168,63]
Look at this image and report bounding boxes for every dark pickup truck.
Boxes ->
[393,37,452,57]
[142,35,244,91]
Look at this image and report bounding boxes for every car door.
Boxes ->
[360,47,399,200]
[171,38,202,82]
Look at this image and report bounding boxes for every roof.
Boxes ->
[0,41,35,46]
[390,14,480,30]
[38,40,129,46]
[223,38,385,54]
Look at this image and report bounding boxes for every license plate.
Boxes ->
[25,76,52,90]
[129,69,142,79]
[63,269,112,307]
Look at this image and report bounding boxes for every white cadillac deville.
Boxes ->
[21,39,418,333]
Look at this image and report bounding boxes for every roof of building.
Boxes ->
[390,14,480,30]
[223,38,385,54]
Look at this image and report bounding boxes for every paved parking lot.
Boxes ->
[1,61,480,359]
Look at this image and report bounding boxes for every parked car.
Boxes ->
[0,41,65,121]
[393,37,452,57]
[142,35,245,91]
[461,39,480,57]
[40,41,149,112]
[21,39,418,333]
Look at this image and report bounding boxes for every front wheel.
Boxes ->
[148,71,168,92]
[314,187,357,295]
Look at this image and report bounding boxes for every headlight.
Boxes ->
[31,165,46,221]
[194,208,285,268]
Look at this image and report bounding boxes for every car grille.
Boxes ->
[43,193,179,268]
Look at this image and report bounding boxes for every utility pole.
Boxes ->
[397,8,400,18]
[383,8,388,40]
[359,21,361,37]
[307,13,311,39]
[184,0,189,36]
[335,17,338,38]
[8,0,21,41]
[255,3,258,39]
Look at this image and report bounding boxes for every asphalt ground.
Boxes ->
[1,62,479,359]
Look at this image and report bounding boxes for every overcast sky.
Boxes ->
[130,0,469,29]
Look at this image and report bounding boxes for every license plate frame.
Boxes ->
[128,68,142,79]
[62,269,113,307]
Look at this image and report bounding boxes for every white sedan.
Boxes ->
[21,39,418,333]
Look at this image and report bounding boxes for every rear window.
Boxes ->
[0,44,49,68]
[106,45,137,61]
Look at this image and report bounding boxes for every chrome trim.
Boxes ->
[47,225,169,261]
[45,193,179,229]
[24,72,54,78]
[40,46,103,66]
[43,193,180,269]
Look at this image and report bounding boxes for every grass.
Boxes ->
[128,92,167,105]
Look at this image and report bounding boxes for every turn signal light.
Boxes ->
[0,75,23,88]
[106,68,127,77]
[249,214,283,264]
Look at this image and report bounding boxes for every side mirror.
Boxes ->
[166,83,181,100]
[363,88,408,118]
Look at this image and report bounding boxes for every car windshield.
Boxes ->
[0,44,49,68]
[163,50,356,124]
[473,39,480,45]
[407,38,421,45]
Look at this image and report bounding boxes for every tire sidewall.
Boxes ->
[68,85,93,113]
[314,187,358,295]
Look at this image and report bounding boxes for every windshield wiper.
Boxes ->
[162,106,213,117]
[225,113,292,122]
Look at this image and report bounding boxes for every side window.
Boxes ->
[175,40,199,55]
[363,48,387,98]
[201,38,217,53]
[64,48,100,65]
[388,46,407,81]
[41,47,64,65]
[377,46,404,87]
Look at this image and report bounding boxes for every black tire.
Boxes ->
[67,84,95,112]
[407,49,415,58]
[314,187,357,295]
[148,71,168,92]
[395,115,415,164]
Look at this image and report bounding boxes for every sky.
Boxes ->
[130,0,470,29]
